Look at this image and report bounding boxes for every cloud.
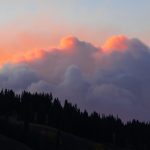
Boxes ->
[0,35,150,121]
[0,64,39,91]
[27,80,55,93]
[102,35,129,53]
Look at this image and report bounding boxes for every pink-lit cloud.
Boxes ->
[102,35,129,53]
[0,35,150,121]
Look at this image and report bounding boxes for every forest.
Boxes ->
[0,89,150,150]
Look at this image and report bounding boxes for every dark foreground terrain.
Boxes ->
[0,118,127,150]
[0,89,149,150]
[0,134,31,150]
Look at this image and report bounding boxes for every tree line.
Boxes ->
[0,89,150,150]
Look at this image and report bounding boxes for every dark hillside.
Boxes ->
[0,89,149,150]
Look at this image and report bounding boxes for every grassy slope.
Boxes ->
[30,123,115,150]
[0,134,31,150]
[0,118,127,150]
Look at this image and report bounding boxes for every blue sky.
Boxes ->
[0,0,149,46]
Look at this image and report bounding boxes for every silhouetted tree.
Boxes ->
[0,89,150,149]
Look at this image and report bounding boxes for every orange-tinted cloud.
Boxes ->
[0,35,132,67]
[102,35,129,53]
[12,49,46,63]
[59,36,78,50]
[0,49,46,68]
[0,36,78,66]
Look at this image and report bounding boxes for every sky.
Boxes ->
[0,0,150,50]
[0,0,150,121]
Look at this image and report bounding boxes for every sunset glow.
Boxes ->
[0,0,150,122]
[102,35,129,53]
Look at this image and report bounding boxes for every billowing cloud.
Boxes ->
[102,35,129,53]
[0,35,150,121]
[0,64,39,91]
